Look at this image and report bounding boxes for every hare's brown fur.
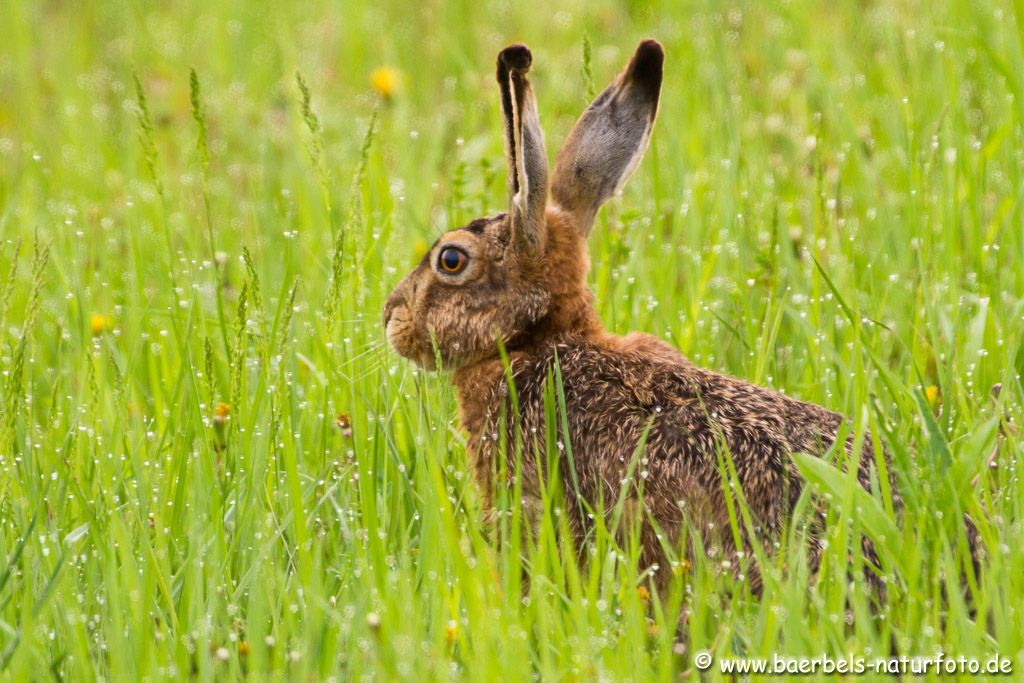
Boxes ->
[448,207,887,588]
[385,41,901,588]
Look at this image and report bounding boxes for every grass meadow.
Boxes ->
[1,0,1023,679]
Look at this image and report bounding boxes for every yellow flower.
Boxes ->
[924,385,941,409]
[637,585,651,606]
[444,619,458,646]
[213,403,230,452]
[90,314,111,337]
[238,641,250,656]
[370,67,401,98]
[413,238,428,262]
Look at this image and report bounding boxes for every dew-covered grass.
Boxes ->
[1,0,1022,680]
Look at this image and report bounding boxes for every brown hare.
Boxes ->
[383,40,900,589]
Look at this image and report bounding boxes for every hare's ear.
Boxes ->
[551,40,663,234]
[497,45,549,259]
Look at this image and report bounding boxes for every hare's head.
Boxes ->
[384,41,663,369]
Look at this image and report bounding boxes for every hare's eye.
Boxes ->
[438,247,468,275]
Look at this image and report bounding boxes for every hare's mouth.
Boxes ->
[385,310,438,370]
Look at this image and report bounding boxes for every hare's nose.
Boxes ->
[383,294,403,328]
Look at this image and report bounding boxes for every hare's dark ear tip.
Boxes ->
[632,39,664,77]
[637,38,664,57]
[497,44,533,76]
[625,39,663,101]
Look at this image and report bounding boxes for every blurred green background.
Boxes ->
[0,0,1021,680]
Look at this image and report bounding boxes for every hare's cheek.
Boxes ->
[422,314,477,364]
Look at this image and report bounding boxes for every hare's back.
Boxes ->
[511,337,869,523]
